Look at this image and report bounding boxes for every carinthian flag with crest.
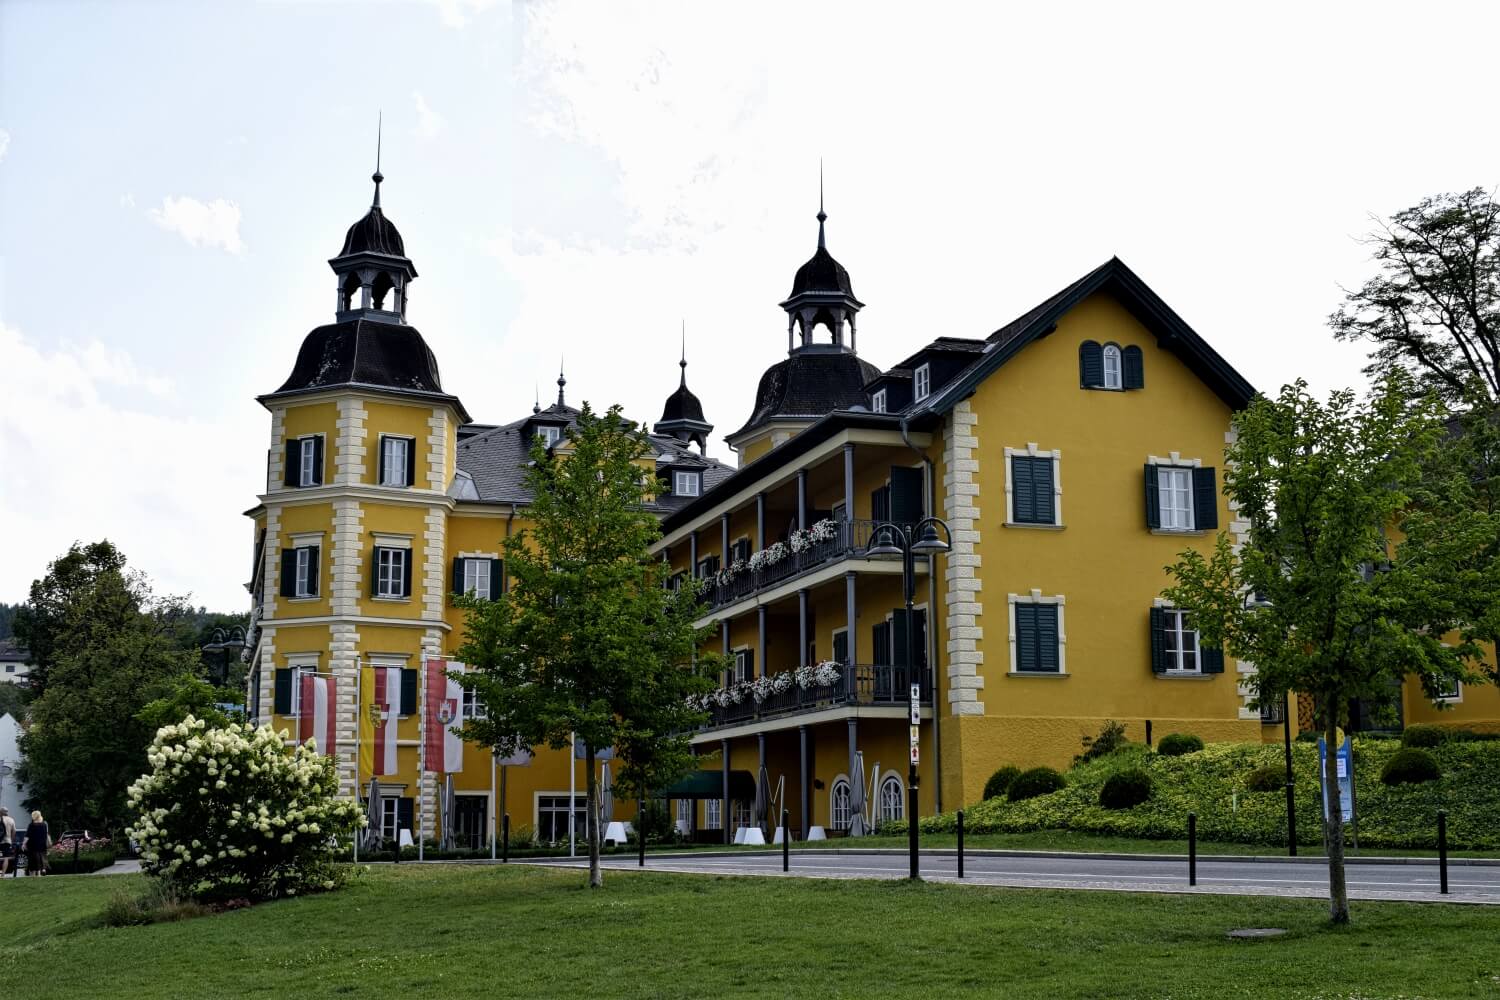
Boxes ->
[298,672,337,756]
[423,657,465,773]
[360,665,401,778]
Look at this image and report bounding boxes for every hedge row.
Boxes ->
[43,847,119,875]
[894,739,1500,850]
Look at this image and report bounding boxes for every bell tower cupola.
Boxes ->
[654,326,713,454]
[778,169,865,355]
[330,129,417,325]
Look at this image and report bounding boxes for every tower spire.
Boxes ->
[557,359,567,406]
[533,383,540,414]
[372,111,384,208]
[680,319,688,387]
[817,158,826,249]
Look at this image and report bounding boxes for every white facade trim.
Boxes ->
[1007,589,1067,675]
[1002,443,1063,527]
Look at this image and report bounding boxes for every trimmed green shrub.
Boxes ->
[1244,765,1283,793]
[1098,769,1153,809]
[1077,720,1130,763]
[1401,724,1447,748]
[1008,767,1065,802]
[1450,729,1500,743]
[1380,748,1441,786]
[983,765,1022,801]
[1156,733,1204,757]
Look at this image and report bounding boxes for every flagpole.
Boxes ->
[568,730,576,859]
[418,658,426,863]
[352,656,361,864]
[490,751,498,861]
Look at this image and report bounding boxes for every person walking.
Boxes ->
[22,810,48,876]
[0,807,14,876]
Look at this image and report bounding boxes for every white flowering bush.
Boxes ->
[127,716,364,901]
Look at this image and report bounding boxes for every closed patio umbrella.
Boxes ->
[754,763,770,837]
[598,760,614,838]
[848,750,869,837]
[440,774,457,851]
[364,778,383,853]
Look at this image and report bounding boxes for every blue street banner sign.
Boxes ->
[1317,735,1354,823]
[574,738,614,760]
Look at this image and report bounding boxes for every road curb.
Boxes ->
[607,847,1500,868]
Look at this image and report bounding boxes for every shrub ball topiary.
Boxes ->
[1380,747,1442,786]
[983,765,1022,801]
[1098,769,1154,809]
[1401,724,1447,748]
[1244,765,1283,793]
[1077,720,1131,763]
[1156,733,1204,757]
[1008,766,1066,802]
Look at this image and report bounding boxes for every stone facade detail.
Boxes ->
[422,509,447,623]
[329,621,361,795]
[330,500,366,618]
[426,408,449,493]
[261,506,283,619]
[334,397,369,486]
[942,400,985,716]
[267,407,286,493]
[256,627,277,729]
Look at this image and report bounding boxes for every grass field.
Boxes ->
[3,865,1499,999]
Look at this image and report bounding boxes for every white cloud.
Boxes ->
[0,128,10,164]
[412,91,445,140]
[0,321,249,607]
[119,192,135,209]
[148,195,244,254]
[427,0,497,29]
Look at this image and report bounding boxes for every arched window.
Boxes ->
[1102,344,1123,389]
[878,774,904,824]
[830,777,852,831]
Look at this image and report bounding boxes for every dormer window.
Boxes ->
[537,425,561,448]
[674,471,701,497]
[872,388,887,413]
[913,364,931,402]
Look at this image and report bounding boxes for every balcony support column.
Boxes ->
[756,492,766,551]
[842,444,855,525]
[798,589,809,666]
[689,532,698,577]
[757,733,767,837]
[799,725,811,841]
[847,718,859,830]
[845,571,858,681]
[797,469,808,532]
[721,513,730,565]
[757,606,767,681]
[721,738,731,845]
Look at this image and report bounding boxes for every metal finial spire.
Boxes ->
[372,112,384,208]
[816,158,826,250]
[557,358,566,406]
[679,319,688,387]
[533,383,540,414]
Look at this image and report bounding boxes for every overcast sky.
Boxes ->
[2,0,1497,610]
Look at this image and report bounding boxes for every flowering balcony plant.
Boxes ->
[686,660,846,711]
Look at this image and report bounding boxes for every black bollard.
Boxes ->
[1438,810,1448,895]
[502,813,510,864]
[638,798,646,868]
[956,809,965,879]
[782,808,790,873]
[1188,812,1197,886]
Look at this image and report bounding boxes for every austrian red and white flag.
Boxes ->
[298,673,337,756]
[371,666,400,776]
[423,657,465,773]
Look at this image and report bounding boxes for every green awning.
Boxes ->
[655,769,756,801]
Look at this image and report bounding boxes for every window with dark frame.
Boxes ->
[376,547,408,599]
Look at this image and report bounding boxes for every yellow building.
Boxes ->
[247,172,1499,849]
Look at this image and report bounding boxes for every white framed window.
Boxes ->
[299,437,317,487]
[705,798,721,829]
[1162,609,1200,673]
[294,546,317,598]
[463,558,492,599]
[878,774,904,824]
[1008,591,1066,675]
[1102,344,1123,389]
[462,685,488,720]
[536,794,588,843]
[676,799,691,828]
[1260,698,1285,724]
[288,662,317,717]
[733,647,753,684]
[731,800,751,832]
[1435,678,1462,703]
[913,364,931,402]
[376,547,407,599]
[1004,445,1062,527]
[380,798,400,841]
[536,425,561,448]
[1158,466,1195,530]
[830,777,852,831]
[674,471,701,497]
[872,389,887,413]
[380,436,410,487]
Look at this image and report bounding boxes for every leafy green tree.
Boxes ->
[1163,377,1495,924]
[15,543,196,833]
[454,404,718,887]
[0,681,28,721]
[1330,187,1500,406]
[136,673,239,733]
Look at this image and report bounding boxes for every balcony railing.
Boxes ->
[700,519,885,612]
[700,662,931,731]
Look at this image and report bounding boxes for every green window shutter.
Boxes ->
[1201,644,1225,674]
[1011,456,1034,523]
[1014,604,1036,671]
[452,557,464,595]
[491,558,504,597]
[1193,467,1219,530]
[745,647,755,680]
[913,608,928,670]
[870,485,890,523]
[284,440,298,487]
[311,436,324,485]
[1037,605,1060,673]
[406,439,417,487]
[875,619,894,667]
[833,631,849,664]
[1149,607,1167,674]
[1144,465,1161,529]
[307,546,320,597]
[280,549,296,598]
[274,668,293,714]
[401,549,413,598]
[399,669,418,715]
[1123,346,1144,389]
[1032,457,1055,524]
[396,798,414,837]
[377,436,388,485]
[890,466,925,524]
[1078,341,1104,387]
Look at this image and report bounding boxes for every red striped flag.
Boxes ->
[372,666,400,776]
[423,657,465,773]
[298,672,337,756]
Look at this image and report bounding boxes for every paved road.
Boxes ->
[533,849,1500,904]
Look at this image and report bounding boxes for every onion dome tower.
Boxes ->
[725,180,880,460]
[654,331,713,454]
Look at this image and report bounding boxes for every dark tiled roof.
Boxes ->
[789,245,854,299]
[659,382,706,424]
[887,336,987,374]
[272,319,446,397]
[729,351,882,440]
[339,206,406,258]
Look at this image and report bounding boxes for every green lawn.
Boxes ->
[800,829,1498,858]
[4,865,1499,999]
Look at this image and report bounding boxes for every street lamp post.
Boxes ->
[868,515,952,881]
[200,626,247,689]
